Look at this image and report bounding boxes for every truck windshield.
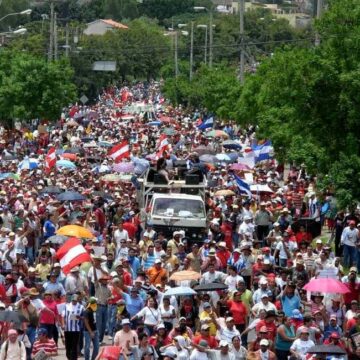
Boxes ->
[152,198,205,218]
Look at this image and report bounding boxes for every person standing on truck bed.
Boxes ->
[156,158,171,183]
[167,231,183,255]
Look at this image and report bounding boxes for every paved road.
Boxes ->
[57,337,112,359]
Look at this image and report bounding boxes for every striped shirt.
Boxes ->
[142,253,156,270]
[31,339,57,357]
[62,302,84,332]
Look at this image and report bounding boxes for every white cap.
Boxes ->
[219,340,229,347]
[259,278,268,285]
[121,319,130,325]
[260,339,269,346]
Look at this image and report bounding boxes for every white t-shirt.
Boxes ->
[218,326,240,343]
[136,306,161,326]
[225,275,244,291]
[276,241,297,259]
[114,229,129,248]
[290,338,315,360]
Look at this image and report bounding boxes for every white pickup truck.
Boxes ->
[148,193,207,242]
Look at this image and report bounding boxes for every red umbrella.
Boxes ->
[60,153,77,161]
[303,278,349,294]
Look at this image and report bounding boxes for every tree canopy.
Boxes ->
[236,0,360,208]
[0,50,76,123]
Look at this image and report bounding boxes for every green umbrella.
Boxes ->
[163,127,176,136]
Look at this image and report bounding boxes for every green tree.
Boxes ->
[162,64,241,119]
[236,0,360,208]
[0,50,76,123]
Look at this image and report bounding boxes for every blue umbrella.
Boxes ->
[57,191,86,202]
[0,173,12,180]
[147,121,162,126]
[92,165,111,173]
[223,140,242,150]
[216,153,238,163]
[81,136,94,143]
[98,141,114,148]
[163,286,197,297]
[56,160,77,170]
[18,157,38,170]
[200,154,217,163]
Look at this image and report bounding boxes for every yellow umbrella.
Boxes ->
[169,270,201,281]
[57,225,95,239]
[215,189,235,196]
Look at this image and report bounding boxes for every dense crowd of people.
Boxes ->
[0,82,358,360]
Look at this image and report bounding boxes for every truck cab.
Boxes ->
[137,164,207,242]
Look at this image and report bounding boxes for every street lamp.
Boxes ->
[177,23,194,81]
[0,9,32,23]
[0,27,27,45]
[12,28,27,35]
[0,27,27,36]
[194,6,213,68]
[197,24,208,65]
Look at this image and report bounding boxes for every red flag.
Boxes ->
[56,237,91,274]
[45,147,56,173]
[156,134,169,158]
[108,141,130,163]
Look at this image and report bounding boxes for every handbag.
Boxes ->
[100,346,122,360]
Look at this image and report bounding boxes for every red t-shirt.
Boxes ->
[220,224,233,251]
[123,222,136,239]
[217,250,231,269]
[295,232,312,245]
[255,320,277,341]
[192,335,218,349]
[227,300,248,325]
[40,299,59,324]
[343,282,360,305]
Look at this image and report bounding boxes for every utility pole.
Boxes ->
[48,1,54,61]
[189,21,194,81]
[204,26,208,65]
[315,0,323,46]
[174,31,179,78]
[65,23,69,58]
[239,0,245,84]
[209,10,213,68]
[54,12,58,60]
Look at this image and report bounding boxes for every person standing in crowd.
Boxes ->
[255,202,272,244]
[62,294,84,360]
[83,297,99,360]
[93,268,111,344]
[341,220,359,268]
[0,329,26,360]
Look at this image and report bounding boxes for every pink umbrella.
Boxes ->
[112,162,134,173]
[230,163,251,171]
[303,278,349,294]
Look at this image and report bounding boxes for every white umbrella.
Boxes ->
[163,287,197,297]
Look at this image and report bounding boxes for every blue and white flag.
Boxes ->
[252,141,273,162]
[197,116,214,130]
[234,175,252,198]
